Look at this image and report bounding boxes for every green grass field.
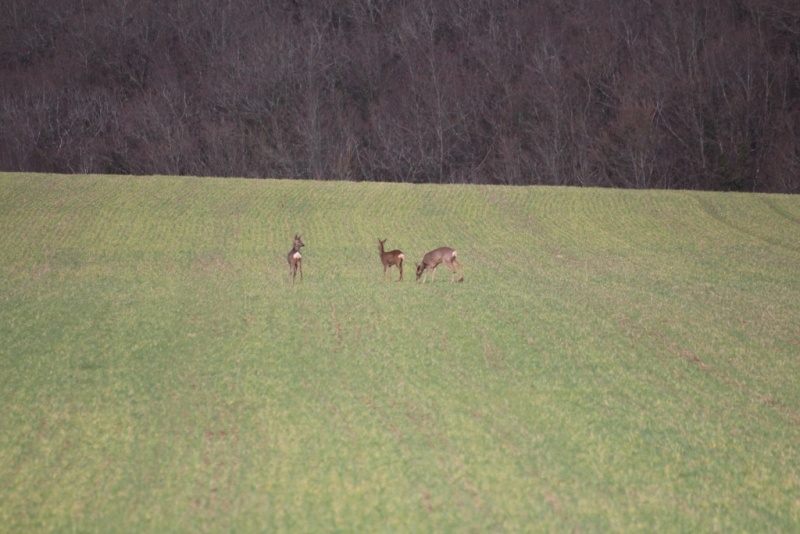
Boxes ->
[1,173,799,531]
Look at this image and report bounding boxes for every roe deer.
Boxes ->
[287,234,304,283]
[378,239,405,281]
[416,247,464,283]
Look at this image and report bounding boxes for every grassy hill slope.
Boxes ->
[1,173,799,531]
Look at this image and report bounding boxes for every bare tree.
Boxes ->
[0,0,798,191]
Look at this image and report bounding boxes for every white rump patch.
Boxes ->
[398,253,405,260]
[293,252,302,260]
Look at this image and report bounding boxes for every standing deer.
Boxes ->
[378,239,405,281]
[416,247,464,283]
[287,234,304,284]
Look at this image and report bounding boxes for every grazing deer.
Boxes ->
[287,234,304,283]
[416,247,464,283]
[378,239,405,281]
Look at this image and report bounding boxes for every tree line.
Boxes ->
[2,0,799,192]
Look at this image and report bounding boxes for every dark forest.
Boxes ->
[2,0,799,192]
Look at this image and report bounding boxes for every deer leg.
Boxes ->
[298,260,303,281]
[398,259,403,281]
[448,259,463,282]
[452,258,463,282]
[444,260,455,282]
